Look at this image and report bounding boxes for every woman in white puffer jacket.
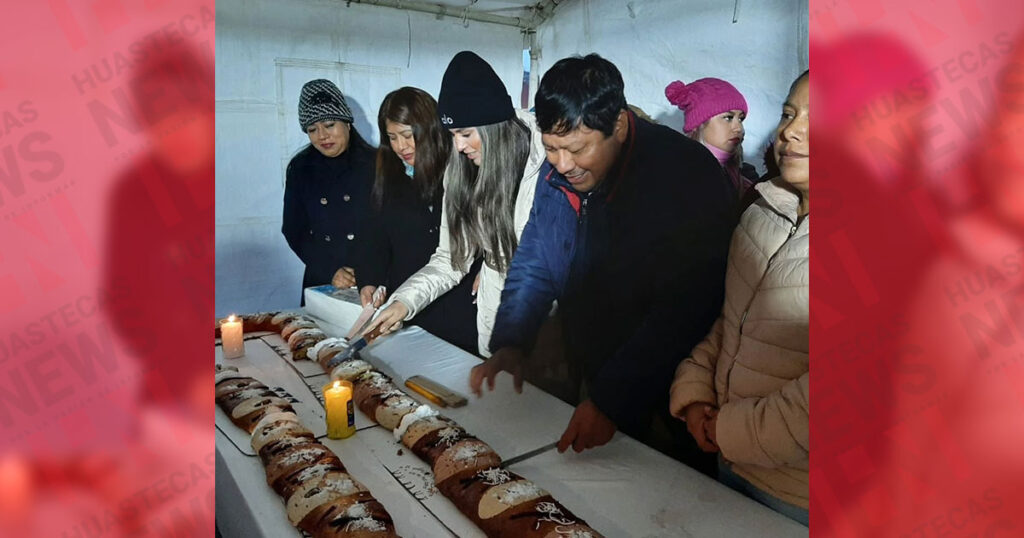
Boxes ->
[669,71,810,525]
[366,52,545,357]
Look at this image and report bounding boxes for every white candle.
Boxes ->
[221,314,244,359]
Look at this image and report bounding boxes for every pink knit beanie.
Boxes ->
[665,78,748,133]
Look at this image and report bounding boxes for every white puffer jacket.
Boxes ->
[670,178,809,508]
[389,109,546,356]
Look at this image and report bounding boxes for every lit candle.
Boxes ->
[221,315,245,359]
[323,380,356,439]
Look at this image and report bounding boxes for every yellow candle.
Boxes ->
[221,315,245,359]
[323,380,356,439]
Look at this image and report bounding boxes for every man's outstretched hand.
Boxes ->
[469,347,526,397]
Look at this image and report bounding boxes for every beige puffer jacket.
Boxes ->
[389,109,546,357]
[669,178,809,508]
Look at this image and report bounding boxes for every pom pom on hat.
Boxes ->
[664,80,692,108]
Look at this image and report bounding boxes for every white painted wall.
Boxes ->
[534,0,808,172]
[215,0,808,315]
[215,0,525,315]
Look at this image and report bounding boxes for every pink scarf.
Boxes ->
[705,142,733,166]
[704,142,747,197]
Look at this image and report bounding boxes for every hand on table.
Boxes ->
[682,402,719,453]
[704,407,719,448]
[469,347,526,397]
[332,267,356,289]
[557,399,617,453]
[363,301,408,336]
[359,285,386,308]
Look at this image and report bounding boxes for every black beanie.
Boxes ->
[298,79,354,132]
[437,51,514,129]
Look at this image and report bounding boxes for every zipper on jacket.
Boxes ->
[738,222,799,335]
[579,193,590,224]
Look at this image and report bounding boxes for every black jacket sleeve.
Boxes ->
[282,159,313,266]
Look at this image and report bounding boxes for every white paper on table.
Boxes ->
[360,326,575,460]
[511,434,809,538]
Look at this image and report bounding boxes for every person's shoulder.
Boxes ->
[293,144,318,161]
[632,118,717,181]
[286,145,317,172]
[635,117,707,160]
[635,115,683,143]
[741,162,759,182]
[352,143,377,164]
[533,162,564,199]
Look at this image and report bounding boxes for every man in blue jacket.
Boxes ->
[470,54,736,454]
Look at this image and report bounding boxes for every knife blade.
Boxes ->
[499,441,558,469]
[344,286,387,340]
[328,324,387,367]
[329,335,368,365]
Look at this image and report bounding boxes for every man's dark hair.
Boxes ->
[534,54,627,136]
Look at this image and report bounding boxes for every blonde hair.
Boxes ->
[687,123,744,172]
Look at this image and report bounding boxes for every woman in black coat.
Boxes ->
[282,79,374,303]
[355,86,479,354]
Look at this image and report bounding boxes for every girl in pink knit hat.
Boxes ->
[666,78,757,198]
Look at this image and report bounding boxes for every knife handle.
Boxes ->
[405,381,446,406]
[405,375,467,408]
[363,324,386,342]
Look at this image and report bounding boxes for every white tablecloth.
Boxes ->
[214,287,807,537]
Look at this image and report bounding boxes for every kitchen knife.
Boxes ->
[499,441,558,469]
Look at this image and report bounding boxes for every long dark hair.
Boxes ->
[348,125,373,152]
[445,116,531,273]
[373,87,451,209]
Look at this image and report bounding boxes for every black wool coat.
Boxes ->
[282,143,374,302]
[354,175,480,354]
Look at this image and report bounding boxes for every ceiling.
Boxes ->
[344,0,566,29]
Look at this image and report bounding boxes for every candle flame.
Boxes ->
[333,380,341,389]
[227,314,237,322]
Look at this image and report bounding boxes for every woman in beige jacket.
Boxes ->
[366,52,546,357]
[669,71,809,525]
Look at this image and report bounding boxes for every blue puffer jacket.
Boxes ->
[487,161,578,351]
[490,111,736,435]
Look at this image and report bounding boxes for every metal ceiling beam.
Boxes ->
[341,0,567,30]
[345,0,526,29]
[526,0,562,28]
